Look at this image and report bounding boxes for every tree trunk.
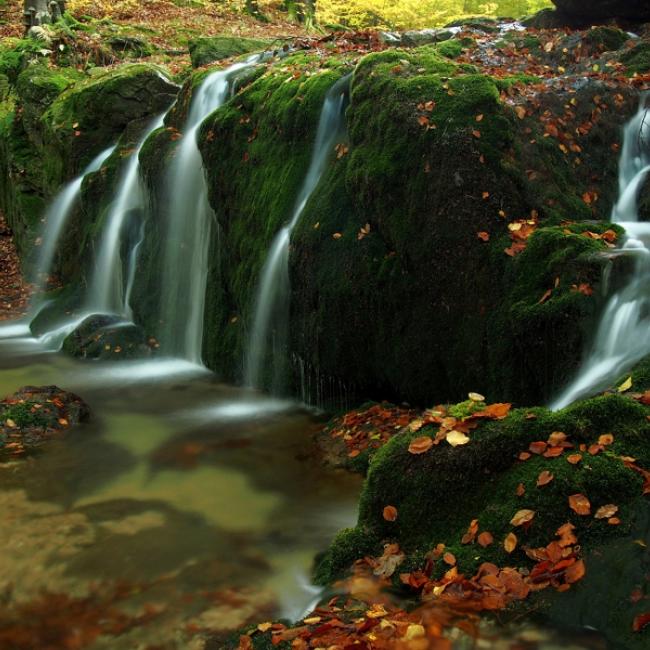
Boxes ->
[284,0,316,27]
[23,0,64,32]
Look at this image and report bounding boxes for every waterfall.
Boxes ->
[30,145,117,299]
[86,113,166,318]
[158,55,262,364]
[551,95,650,410]
[245,76,350,391]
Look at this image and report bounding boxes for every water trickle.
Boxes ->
[159,56,262,364]
[87,114,166,318]
[245,77,350,391]
[551,95,650,410]
[30,145,116,297]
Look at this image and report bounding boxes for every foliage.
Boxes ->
[316,0,553,30]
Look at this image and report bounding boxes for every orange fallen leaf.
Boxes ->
[516,483,526,496]
[443,552,456,566]
[569,493,591,516]
[511,509,535,526]
[478,532,494,547]
[408,436,434,455]
[383,506,398,522]
[567,454,582,465]
[537,471,554,487]
[598,434,614,446]
[477,231,490,241]
[595,504,618,520]
[564,559,586,584]
[504,532,518,553]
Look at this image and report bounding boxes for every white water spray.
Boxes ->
[87,113,165,317]
[159,56,262,364]
[30,145,116,297]
[551,96,650,410]
[245,77,349,390]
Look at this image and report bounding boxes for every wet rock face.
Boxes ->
[62,314,152,360]
[0,385,90,456]
[552,0,650,22]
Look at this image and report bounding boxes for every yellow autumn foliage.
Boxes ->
[66,0,552,29]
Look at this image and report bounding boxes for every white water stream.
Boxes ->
[245,77,349,390]
[87,114,166,318]
[159,55,262,364]
[551,96,650,410]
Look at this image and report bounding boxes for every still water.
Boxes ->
[0,344,360,648]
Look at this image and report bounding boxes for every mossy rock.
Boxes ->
[42,63,178,182]
[315,392,650,645]
[621,42,650,75]
[188,36,271,69]
[62,314,152,360]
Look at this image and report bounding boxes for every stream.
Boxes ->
[0,342,361,647]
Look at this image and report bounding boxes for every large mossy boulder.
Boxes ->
[552,0,650,23]
[316,392,650,647]
[189,44,636,407]
[0,59,177,257]
[42,63,178,182]
[188,36,270,68]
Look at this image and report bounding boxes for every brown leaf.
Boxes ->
[569,493,591,516]
[564,559,586,584]
[478,532,494,548]
[383,505,398,522]
[408,436,434,455]
[504,532,518,553]
[536,471,554,487]
[511,509,535,527]
[516,483,526,496]
[595,504,618,520]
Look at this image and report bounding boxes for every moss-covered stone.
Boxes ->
[621,42,650,75]
[316,393,650,588]
[188,35,270,69]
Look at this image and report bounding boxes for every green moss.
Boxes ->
[621,42,650,75]
[188,35,271,68]
[316,393,650,584]
[585,26,628,52]
[0,402,49,429]
[189,55,351,383]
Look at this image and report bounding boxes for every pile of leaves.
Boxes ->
[0,216,32,322]
[0,583,162,650]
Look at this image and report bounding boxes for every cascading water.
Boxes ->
[158,55,263,364]
[551,95,650,410]
[0,146,116,340]
[245,76,350,391]
[30,145,117,295]
[87,113,166,318]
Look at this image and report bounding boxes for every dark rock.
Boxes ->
[62,314,152,360]
[0,385,90,456]
[552,0,650,23]
[108,36,153,58]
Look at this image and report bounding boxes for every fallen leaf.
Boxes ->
[443,552,456,566]
[595,504,618,520]
[537,471,554,487]
[446,430,470,447]
[511,509,535,527]
[569,493,591,516]
[408,436,434,455]
[565,559,586,584]
[567,453,582,465]
[478,531,494,547]
[383,505,398,522]
[504,532,518,553]
[516,483,526,496]
[477,231,490,242]
[618,377,633,393]
[598,434,614,446]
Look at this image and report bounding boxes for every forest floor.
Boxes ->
[0,215,32,321]
[0,0,308,72]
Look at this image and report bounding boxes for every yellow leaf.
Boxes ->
[446,430,470,447]
[617,376,632,392]
[468,392,485,402]
[510,509,535,526]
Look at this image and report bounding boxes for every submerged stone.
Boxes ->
[62,314,152,360]
[0,385,90,456]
